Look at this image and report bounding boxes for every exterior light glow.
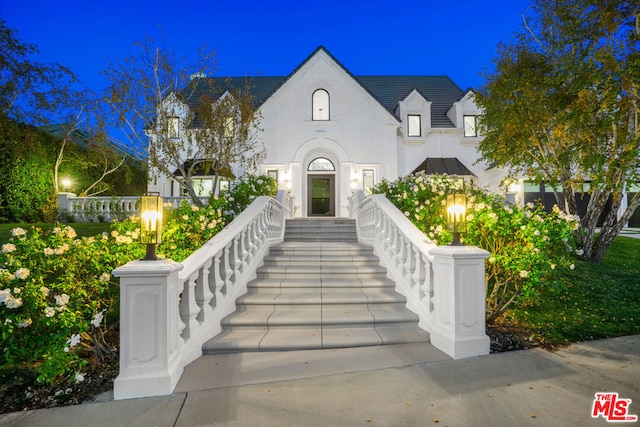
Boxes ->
[140,193,163,260]
[446,193,467,246]
[61,178,71,192]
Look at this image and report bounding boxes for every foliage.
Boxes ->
[213,174,278,221]
[474,0,640,263]
[0,174,272,386]
[372,173,577,320]
[102,38,265,206]
[0,19,76,125]
[507,237,640,346]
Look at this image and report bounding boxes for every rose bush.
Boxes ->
[372,172,578,321]
[0,174,276,386]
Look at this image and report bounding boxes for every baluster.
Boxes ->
[413,247,425,300]
[195,260,214,322]
[179,273,200,340]
[212,249,225,304]
[403,238,415,287]
[232,235,241,281]
[421,253,434,314]
[223,240,234,291]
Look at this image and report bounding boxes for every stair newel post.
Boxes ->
[111,259,184,400]
[179,272,200,339]
[195,260,214,322]
[429,245,490,359]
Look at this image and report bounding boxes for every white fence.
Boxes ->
[57,192,209,222]
[112,195,287,399]
[350,190,490,362]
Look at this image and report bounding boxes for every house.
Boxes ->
[148,46,510,217]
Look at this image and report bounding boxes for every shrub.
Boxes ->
[371,172,577,321]
[0,174,273,386]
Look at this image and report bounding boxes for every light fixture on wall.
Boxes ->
[446,193,467,246]
[140,193,163,260]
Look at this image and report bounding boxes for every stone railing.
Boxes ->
[112,195,287,400]
[57,192,209,222]
[350,190,490,361]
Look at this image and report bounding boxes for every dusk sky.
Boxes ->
[2,0,531,92]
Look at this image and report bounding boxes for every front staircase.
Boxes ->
[202,218,429,354]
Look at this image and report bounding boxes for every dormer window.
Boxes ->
[464,115,478,137]
[407,114,421,137]
[168,116,180,139]
[312,89,330,121]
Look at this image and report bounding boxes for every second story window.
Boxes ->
[168,116,180,139]
[312,89,330,121]
[464,115,478,137]
[407,114,421,137]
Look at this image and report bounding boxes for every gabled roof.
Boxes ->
[182,46,465,128]
[412,157,476,176]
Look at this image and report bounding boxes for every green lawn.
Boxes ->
[507,236,640,346]
[0,223,111,244]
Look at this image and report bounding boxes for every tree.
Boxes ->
[102,39,264,206]
[0,19,76,125]
[475,0,640,263]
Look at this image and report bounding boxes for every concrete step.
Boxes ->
[202,219,429,355]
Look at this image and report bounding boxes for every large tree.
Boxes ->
[102,39,264,206]
[0,19,76,125]
[475,0,640,263]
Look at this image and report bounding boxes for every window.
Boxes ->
[363,169,374,194]
[407,114,421,137]
[224,116,234,138]
[219,179,230,193]
[168,116,180,139]
[308,157,335,171]
[312,89,330,121]
[463,115,478,137]
[267,169,278,182]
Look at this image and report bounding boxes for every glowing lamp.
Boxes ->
[61,178,71,192]
[140,193,163,260]
[446,193,467,246]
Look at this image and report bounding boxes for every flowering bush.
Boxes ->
[372,173,578,321]
[0,174,275,386]
[213,174,278,221]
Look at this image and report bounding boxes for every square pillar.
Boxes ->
[429,245,490,359]
[112,259,184,399]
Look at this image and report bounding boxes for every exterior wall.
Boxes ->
[258,50,399,217]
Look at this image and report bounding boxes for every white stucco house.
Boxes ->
[149,46,511,217]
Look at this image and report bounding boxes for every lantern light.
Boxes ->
[140,193,163,260]
[446,193,467,246]
[61,177,71,192]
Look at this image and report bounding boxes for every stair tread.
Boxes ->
[204,218,428,355]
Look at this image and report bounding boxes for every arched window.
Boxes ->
[312,89,330,121]
[308,157,335,171]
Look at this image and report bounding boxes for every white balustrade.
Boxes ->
[112,195,287,399]
[351,190,490,361]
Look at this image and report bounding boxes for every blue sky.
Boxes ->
[2,0,530,92]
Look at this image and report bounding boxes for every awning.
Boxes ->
[411,157,476,177]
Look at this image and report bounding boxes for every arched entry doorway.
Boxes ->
[307,157,336,216]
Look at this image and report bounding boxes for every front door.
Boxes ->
[308,174,335,216]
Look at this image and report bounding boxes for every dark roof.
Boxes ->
[181,46,464,128]
[412,158,476,177]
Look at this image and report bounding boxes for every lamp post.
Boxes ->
[61,177,71,192]
[446,193,467,246]
[140,193,163,260]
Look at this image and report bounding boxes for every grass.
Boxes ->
[0,223,111,244]
[505,236,640,347]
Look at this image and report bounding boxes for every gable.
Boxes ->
[182,47,466,128]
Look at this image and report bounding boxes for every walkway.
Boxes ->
[1,335,638,426]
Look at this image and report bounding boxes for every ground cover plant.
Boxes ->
[0,175,275,413]
[372,172,640,350]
